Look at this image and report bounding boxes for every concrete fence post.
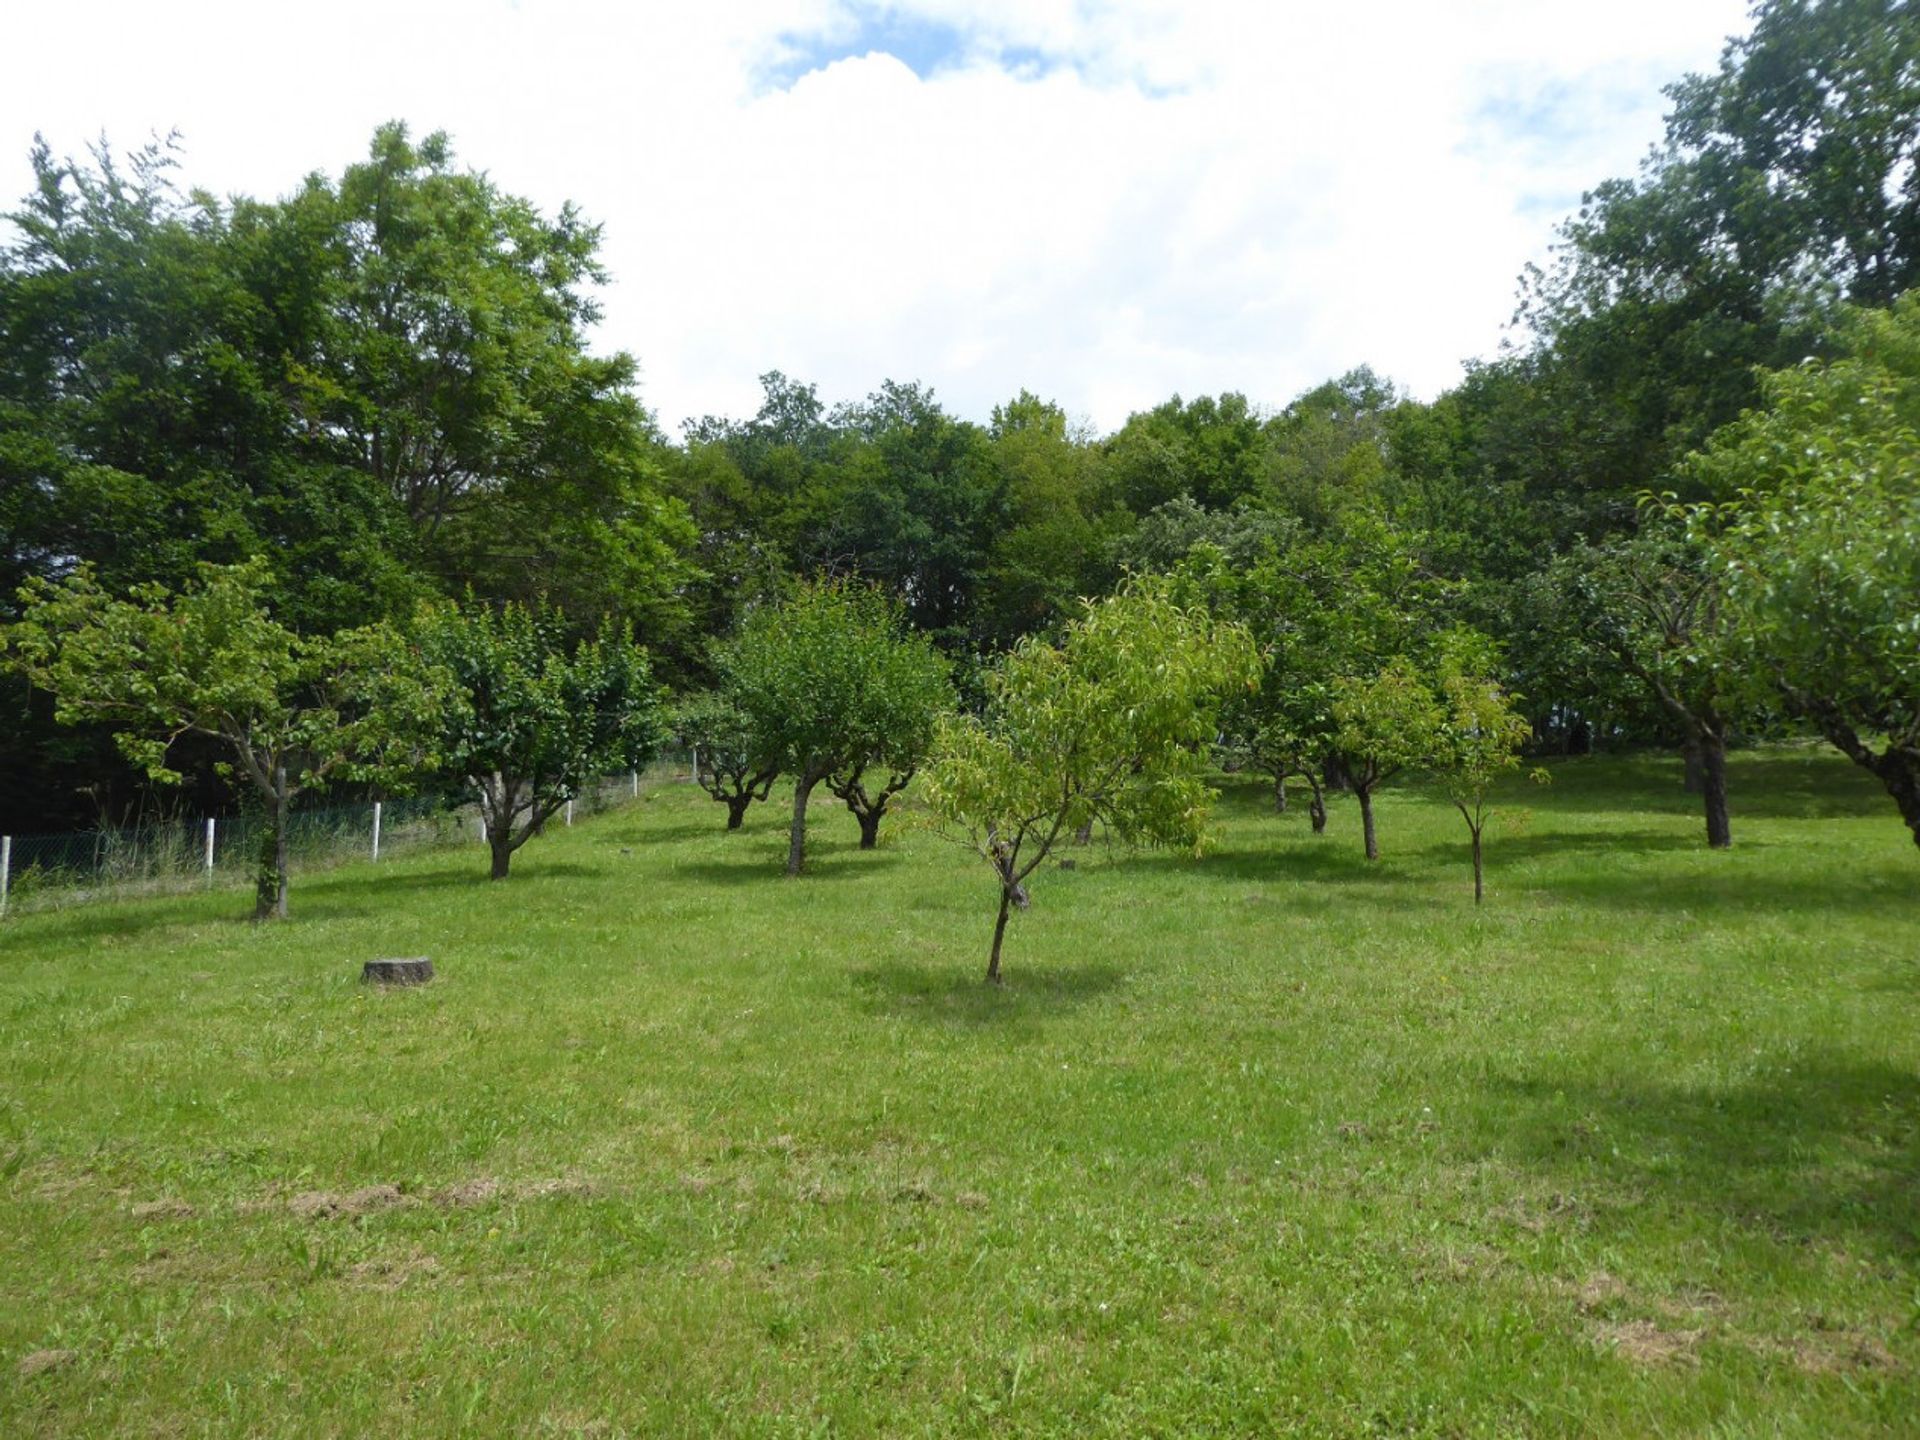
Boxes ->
[372,801,383,862]
[1,835,10,919]
[204,818,215,888]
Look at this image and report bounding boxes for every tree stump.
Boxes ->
[361,956,434,986]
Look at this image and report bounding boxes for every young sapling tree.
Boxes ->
[1329,658,1444,861]
[924,578,1257,983]
[1432,641,1535,902]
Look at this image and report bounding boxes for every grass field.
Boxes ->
[1,749,1916,1437]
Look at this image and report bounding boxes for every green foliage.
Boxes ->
[1431,637,1536,901]
[716,578,952,870]
[1516,0,1920,507]
[1331,659,1445,793]
[674,690,780,828]
[1190,520,1447,819]
[924,576,1257,980]
[415,598,662,875]
[1549,526,1742,853]
[3,561,448,915]
[1686,295,1920,845]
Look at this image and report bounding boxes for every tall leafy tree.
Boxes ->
[1518,0,1920,505]
[285,122,697,640]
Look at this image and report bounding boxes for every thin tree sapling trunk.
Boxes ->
[1357,784,1378,861]
[1273,772,1287,813]
[988,883,1013,985]
[1471,826,1484,904]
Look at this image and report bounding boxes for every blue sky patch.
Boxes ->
[761,9,1072,90]
[766,11,973,88]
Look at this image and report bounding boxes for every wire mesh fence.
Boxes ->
[0,751,694,920]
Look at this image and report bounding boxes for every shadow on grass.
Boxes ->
[670,846,906,886]
[1482,1056,1920,1262]
[1118,837,1445,913]
[310,860,608,900]
[1526,751,1888,823]
[1421,828,1711,864]
[618,816,747,846]
[850,954,1126,1025]
[1545,859,1919,917]
[0,897,245,952]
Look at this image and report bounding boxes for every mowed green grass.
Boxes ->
[1,750,1915,1438]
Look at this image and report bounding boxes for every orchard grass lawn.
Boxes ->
[1,750,1916,1437]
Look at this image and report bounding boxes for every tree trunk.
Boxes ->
[1304,773,1327,834]
[987,884,1013,985]
[1876,751,1920,849]
[857,808,882,849]
[1682,738,1706,794]
[787,772,817,876]
[1357,785,1378,861]
[1073,819,1093,845]
[1273,773,1287,813]
[726,794,750,830]
[254,767,291,921]
[489,835,514,879]
[1702,731,1731,850]
[1324,755,1350,794]
[1471,827,1484,905]
[1816,719,1920,849]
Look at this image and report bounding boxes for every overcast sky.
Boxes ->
[3,0,1753,434]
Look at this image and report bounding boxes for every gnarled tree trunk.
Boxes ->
[1816,714,1920,850]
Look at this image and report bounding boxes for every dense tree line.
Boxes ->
[5,0,1918,892]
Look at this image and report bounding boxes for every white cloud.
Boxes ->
[0,0,1751,431]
